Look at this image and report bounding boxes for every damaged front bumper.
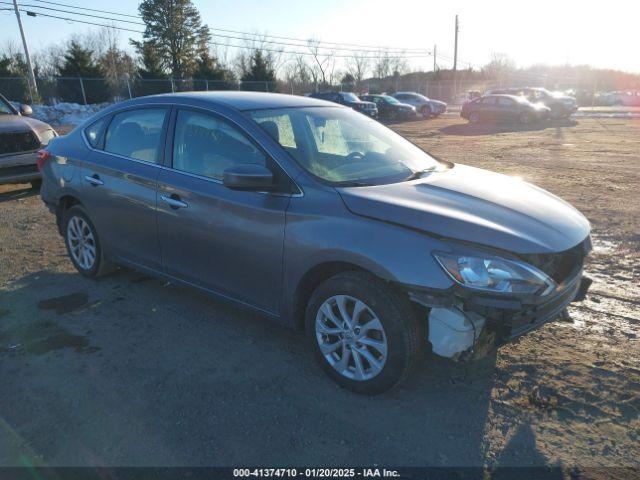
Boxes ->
[407,272,592,358]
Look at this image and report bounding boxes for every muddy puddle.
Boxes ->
[0,320,99,355]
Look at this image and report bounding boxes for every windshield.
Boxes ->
[0,97,14,115]
[339,92,360,102]
[381,95,400,104]
[250,106,441,186]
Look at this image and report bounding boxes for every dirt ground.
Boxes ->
[0,117,638,476]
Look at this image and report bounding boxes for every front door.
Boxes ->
[156,108,290,314]
[81,107,169,270]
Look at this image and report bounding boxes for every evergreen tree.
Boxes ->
[57,40,108,103]
[241,50,276,91]
[136,0,206,80]
[193,26,230,84]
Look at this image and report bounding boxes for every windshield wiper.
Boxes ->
[403,167,436,181]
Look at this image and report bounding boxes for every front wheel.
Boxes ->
[421,105,432,119]
[63,205,114,278]
[305,271,423,395]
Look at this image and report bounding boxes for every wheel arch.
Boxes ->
[292,260,394,330]
[55,193,83,234]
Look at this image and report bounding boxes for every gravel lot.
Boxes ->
[0,117,638,475]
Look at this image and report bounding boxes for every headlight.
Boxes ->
[434,251,556,296]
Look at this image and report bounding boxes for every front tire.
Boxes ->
[469,111,481,124]
[63,205,114,278]
[305,271,423,395]
[421,105,432,119]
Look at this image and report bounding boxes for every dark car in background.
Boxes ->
[392,92,447,118]
[360,94,417,121]
[486,87,578,118]
[0,93,57,187]
[308,91,378,118]
[461,94,551,124]
[39,92,591,394]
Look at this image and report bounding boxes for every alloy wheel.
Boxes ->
[315,295,387,381]
[67,216,97,270]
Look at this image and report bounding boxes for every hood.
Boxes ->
[338,164,590,254]
[430,100,447,107]
[0,114,52,133]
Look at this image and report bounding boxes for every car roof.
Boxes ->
[127,91,336,111]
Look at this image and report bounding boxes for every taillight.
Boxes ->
[37,149,51,171]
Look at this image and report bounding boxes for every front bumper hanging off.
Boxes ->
[408,273,592,357]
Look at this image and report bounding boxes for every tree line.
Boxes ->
[1,0,638,104]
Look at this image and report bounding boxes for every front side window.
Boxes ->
[497,97,514,107]
[249,106,441,186]
[104,108,167,163]
[0,97,14,115]
[172,110,267,181]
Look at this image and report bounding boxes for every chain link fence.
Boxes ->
[0,76,279,105]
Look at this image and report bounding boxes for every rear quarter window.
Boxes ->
[84,117,108,148]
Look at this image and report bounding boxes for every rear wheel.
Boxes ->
[63,205,114,278]
[305,271,423,395]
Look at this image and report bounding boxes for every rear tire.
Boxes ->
[305,271,424,395]
[63,205,115,278]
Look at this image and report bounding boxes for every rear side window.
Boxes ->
[84,117,107,148]
[104,108,168,163]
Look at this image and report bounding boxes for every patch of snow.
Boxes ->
[30,102,109,126]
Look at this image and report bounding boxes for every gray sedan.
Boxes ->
[0,93,56,186]
[39,92,592,394]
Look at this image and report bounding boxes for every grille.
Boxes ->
[520,242,584,285]
[0,131,40,155]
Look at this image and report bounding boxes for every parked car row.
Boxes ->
[308,91,448,122]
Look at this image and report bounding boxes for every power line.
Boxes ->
[18,9,431,59]
[12,3,431,56]
[31,0,139,18]
[27,0,433,54]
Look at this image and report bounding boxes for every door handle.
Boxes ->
[84,174,104,186]
[160,194,188,209]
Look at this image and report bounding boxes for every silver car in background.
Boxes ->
[393,92,447,118]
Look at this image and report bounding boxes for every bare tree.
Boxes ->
[307,38,334,91]
[346,52,370,86]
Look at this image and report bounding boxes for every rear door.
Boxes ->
[80,106,169,270]
[156,108,290,313]
[496,96,518,121]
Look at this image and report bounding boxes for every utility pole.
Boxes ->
[433,45,437,71]
[453,14,459,99]
[12,0,38,102]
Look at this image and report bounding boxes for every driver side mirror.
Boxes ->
[20,104,33,116]
[222,164,275,191]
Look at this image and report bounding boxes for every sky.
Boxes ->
[1,0,639,74]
